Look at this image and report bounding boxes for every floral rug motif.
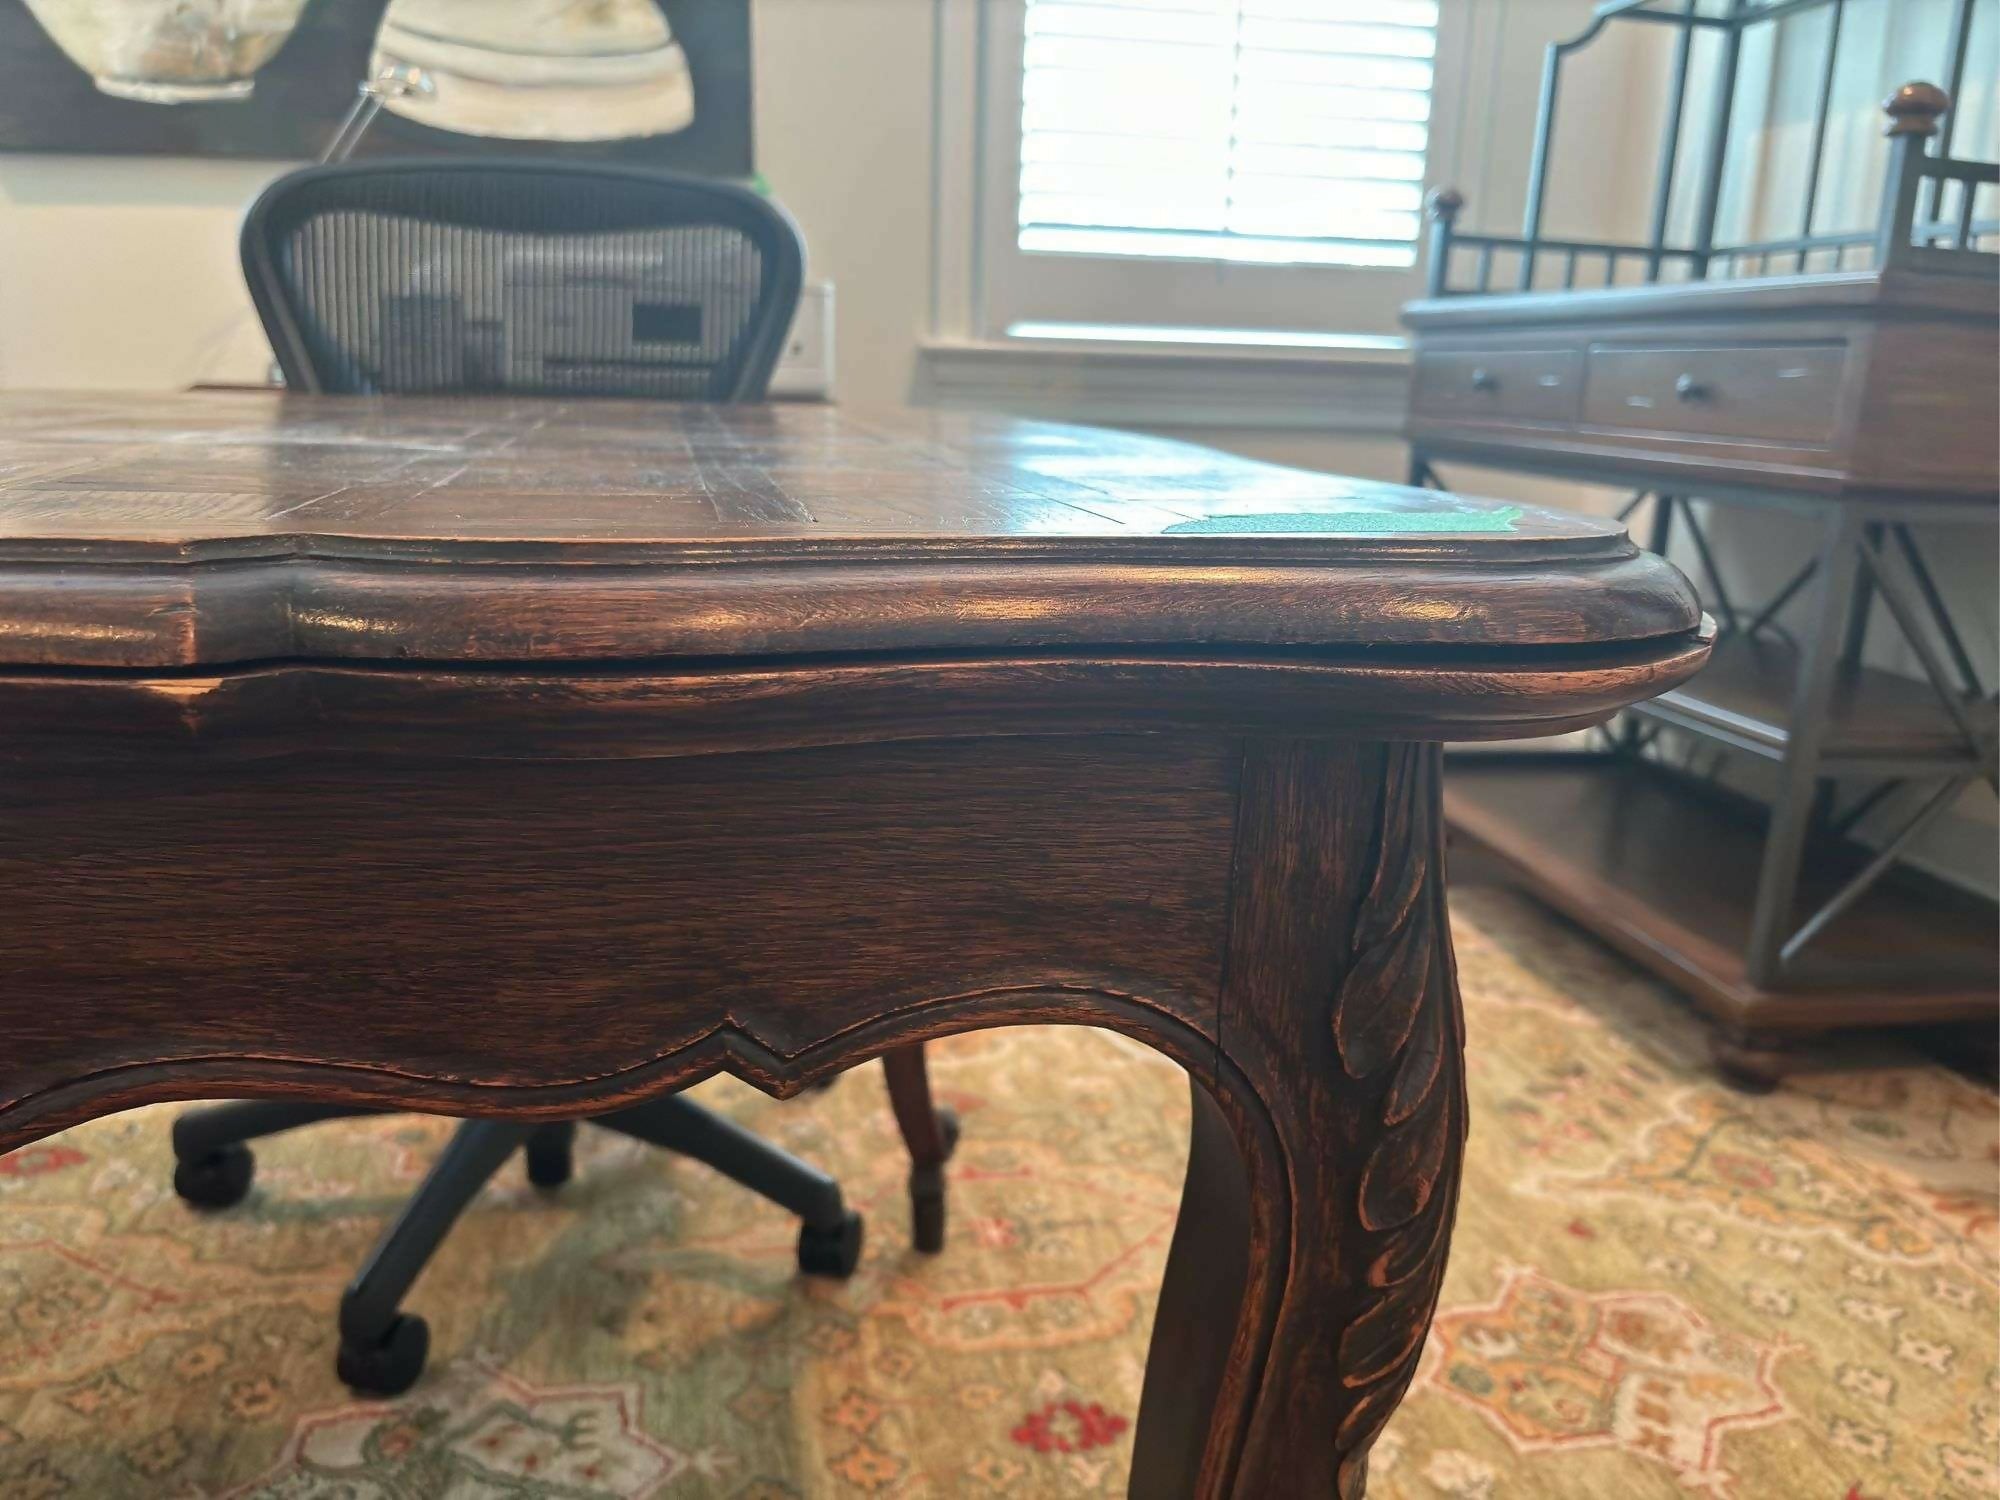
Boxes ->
[228,1363,691,1498]
[1,884,1995,1498]
[1426,1266,1796,1493]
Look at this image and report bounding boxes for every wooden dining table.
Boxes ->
[0,391,1706,1498]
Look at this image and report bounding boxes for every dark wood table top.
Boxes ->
[0,392,1700,670]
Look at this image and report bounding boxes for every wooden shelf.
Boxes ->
[1630,633,1995,766]
[1444,753,1998,1033]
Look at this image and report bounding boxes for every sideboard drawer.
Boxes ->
[1412,349,1582,424]
[1582,342,1847,445]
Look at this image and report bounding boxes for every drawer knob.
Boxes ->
[1470,367,1497,391]
[1674,373,1710,402]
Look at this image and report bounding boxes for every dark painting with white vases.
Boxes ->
[0,0,753,174]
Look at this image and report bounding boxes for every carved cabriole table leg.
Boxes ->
[1132,740,1463,1499]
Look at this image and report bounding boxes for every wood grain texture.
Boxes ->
[0,392,1634,557]
[0,736,1236,1141]
[0,392,1702,669]
[0,636,1714,763]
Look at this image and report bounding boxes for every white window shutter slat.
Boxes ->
[1018,0,1438,267]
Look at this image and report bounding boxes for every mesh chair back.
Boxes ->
[241,160,803,401]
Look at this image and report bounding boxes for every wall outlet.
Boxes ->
[769,280,834,400]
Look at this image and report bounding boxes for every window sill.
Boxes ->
[913,330,1412,434]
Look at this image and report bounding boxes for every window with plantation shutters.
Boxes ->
[1016,0,1439,269]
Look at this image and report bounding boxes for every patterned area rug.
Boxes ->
[1,884,1994,1499]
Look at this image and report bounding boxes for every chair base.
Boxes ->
[172,1091,886,1397]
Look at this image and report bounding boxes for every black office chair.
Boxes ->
[240,158,803,399]
[171,160,958,1399]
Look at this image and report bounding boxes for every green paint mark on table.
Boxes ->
[1164,506,1524,536]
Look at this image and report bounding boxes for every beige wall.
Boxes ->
[0,155,275,388]
[0,0,939,405]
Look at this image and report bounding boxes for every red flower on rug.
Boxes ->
[0,1144,85,1178]
[1010,1399,1129,1454]
[1709,1151,1779,1190]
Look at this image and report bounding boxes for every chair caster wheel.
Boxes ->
[798,1210,864,1278]
[336,1313,429,1397]
[173,1143,255,1210]
[525,1124,575,1190]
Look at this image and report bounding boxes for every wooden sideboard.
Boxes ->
[1406,268,1997,503]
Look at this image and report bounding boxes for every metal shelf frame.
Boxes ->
[1424,0,1996,296]
[1420,464,2000,991]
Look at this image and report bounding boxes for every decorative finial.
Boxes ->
[1427,187,1465,222]
[1883,81,1949,138]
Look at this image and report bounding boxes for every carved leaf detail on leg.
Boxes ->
[1357,1087,1450,1230]
[1382,994,1443,1127]
[1332,744,1431,1079]
[1331,743,1467,1486]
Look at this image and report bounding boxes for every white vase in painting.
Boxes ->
[22,0,312,102]
[370,0,696,142]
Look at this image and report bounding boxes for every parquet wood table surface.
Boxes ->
[0,392,1708,1497]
